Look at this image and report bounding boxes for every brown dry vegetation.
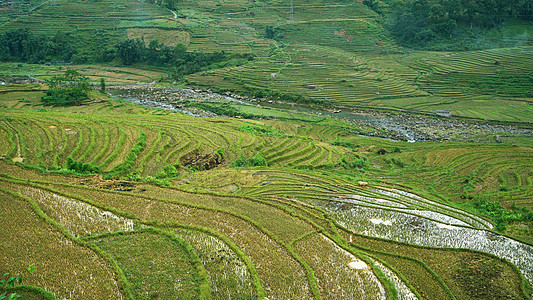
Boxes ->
[127,27,191,47]
[0,189,123,299]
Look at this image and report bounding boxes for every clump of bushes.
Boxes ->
[385,157,405,168]
[331,140,361,151]
[231,153,268,167]
[240,125,284,136]
[155,164,179,179]
[341,154,368,170]
[473,197,532,232]
[42,70,90,106]
[65,157,100,174]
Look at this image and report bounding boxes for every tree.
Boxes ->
[99,78,106,93]
[172,43,188,63]
[42,70,90,106]
[0,29,75,63]
[265,25,284,40]
[115,39,143,65]
[363,0,381,13]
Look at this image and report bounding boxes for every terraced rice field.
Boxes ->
[0,96,355,176]
[164,0,533,122]
[0,90,530,299]
[2,0,532,122]
[361,142,533,212]
[1,0,533,296]
[1,161,531,299]
[1,0,179,35]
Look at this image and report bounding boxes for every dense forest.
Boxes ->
[0,29,75,63]
[114,38,251,78]
[376,0,533,49]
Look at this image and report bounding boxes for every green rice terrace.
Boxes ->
[1,0,533,299]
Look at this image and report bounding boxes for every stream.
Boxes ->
[109,86,533,143]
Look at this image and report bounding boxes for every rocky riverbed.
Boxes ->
[109,85,533,143]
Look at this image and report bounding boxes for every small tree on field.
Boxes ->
[42,70,90,106]
[100,77,106,93]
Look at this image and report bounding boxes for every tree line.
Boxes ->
[0,29,75,63]
[0,28,251,79]
[114,38,251,78]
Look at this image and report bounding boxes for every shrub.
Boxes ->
[249,153,268,167]
[240,125,283,136]
[331,140,361,151]
[65,157,100,174]
[385,157,405,168]
[156,164,179,179]
[265,25,284,40]
[472,197,526,232]
[341,154,368,170]
[231,153,267,167]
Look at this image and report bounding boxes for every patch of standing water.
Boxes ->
[342,194,408,208]
[369,218,393,226]
[174,229,255,299]
[370,258,418,300]
[20,187,134,236]
[334,192,472,227]
[371,188,493,229]
[324,202,533,287]
[320,234,387,300]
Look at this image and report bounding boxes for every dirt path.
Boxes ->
[12,134,24,163]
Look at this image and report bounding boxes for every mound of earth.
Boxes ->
[180,150,224,171]
[74,176,137,192]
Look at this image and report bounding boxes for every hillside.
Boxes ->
[1,0,533,122]
[1,84,532,299]
[1,0,533,299]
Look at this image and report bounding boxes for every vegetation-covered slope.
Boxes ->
[1,0,533,299]
[1,0,532,122]
[0,84,532,299]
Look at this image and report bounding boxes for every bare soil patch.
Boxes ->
[74,176,137,192]
[180,150,224,171]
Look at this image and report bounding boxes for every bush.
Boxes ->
[156,164,179,179]
[66,157,100,174]
[231,153,268,167]
[265,25,284,40]
[249,153,267,167]
[331,140,360,151]
[240,125,284,136]
[385,157,405,168]
[231,155,249,167]
[341,154,368,170]
[472,197,526,232]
